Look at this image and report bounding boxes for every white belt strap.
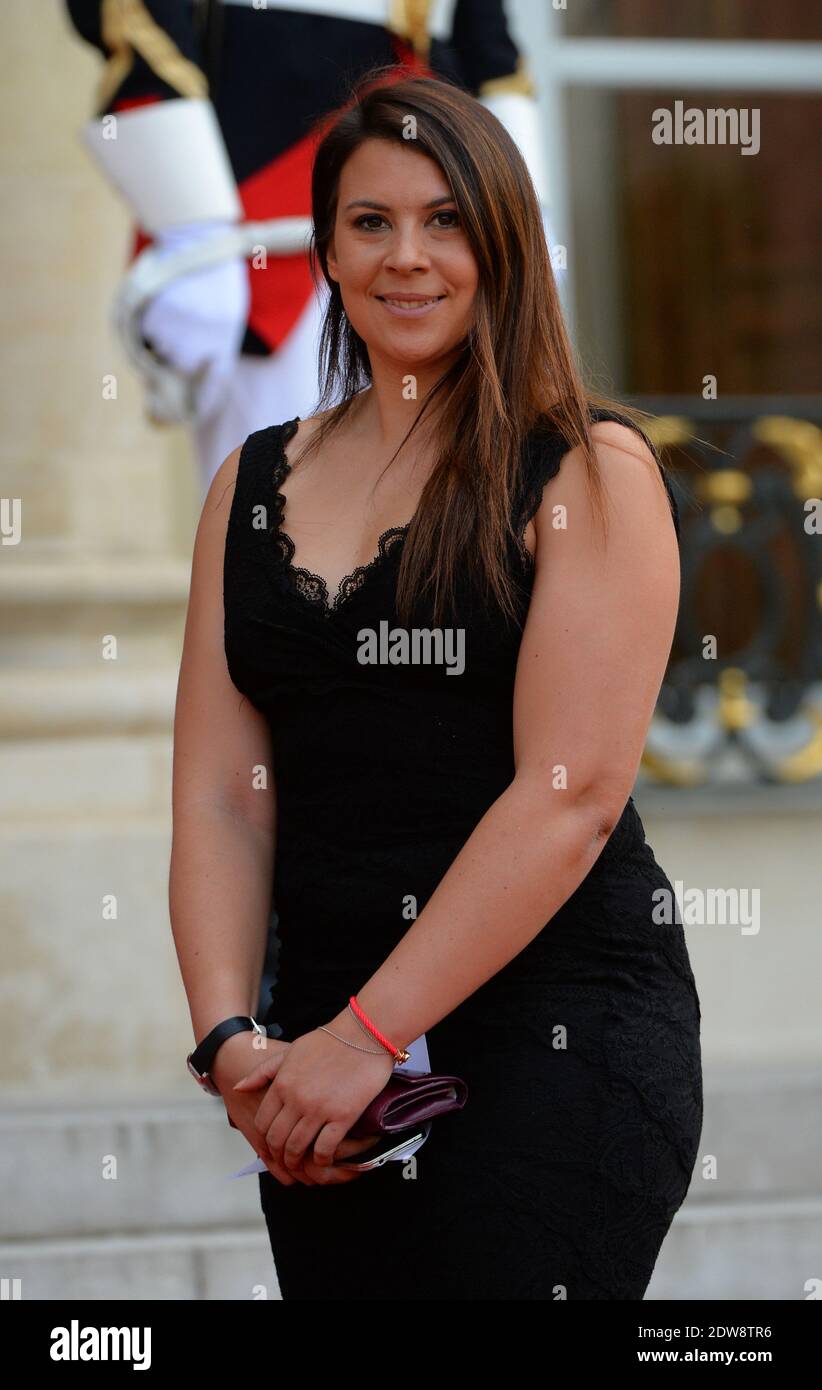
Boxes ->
[219,0,456,45]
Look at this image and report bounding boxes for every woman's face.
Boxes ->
[326,138,479,371]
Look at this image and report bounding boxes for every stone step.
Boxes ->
[646,1197,822,1301]
[0,562,188,676]
[690,1064,822,1206]
[2,1068,820,1242]
[0,1098,263,1243]
[0,671,177,742]
[0,1228,280,1301]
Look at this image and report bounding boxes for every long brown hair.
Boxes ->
[295,67,664,627]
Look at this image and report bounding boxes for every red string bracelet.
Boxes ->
[349,995,411,1064]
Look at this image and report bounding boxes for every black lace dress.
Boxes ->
[222,407,703,1300]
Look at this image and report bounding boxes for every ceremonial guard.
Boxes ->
[67,0,555,488]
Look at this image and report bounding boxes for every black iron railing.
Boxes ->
[622,397,822,785]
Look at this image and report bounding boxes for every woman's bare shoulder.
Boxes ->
[285,402,355,467]
[205,443,245,525]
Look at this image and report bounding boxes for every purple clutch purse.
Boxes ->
[345,1068,468,1139]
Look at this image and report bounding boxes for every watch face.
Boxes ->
[187,1055,221,1096]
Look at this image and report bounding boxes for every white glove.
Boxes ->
[140,220,250,423]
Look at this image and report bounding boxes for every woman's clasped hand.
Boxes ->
[223,1019,395,1186]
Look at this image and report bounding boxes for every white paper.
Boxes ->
[226,1033,431,1177]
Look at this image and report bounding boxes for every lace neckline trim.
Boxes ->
[267,417,536,618]
[269,417,412,618]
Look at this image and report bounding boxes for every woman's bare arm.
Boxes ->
[170,448,383,1185]
[169,447,277,1044]
[343,420,681,1050]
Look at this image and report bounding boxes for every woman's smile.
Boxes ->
[375,293,447,317]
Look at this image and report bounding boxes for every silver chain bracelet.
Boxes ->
[319,1025,386,1056]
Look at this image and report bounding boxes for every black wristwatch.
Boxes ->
[187,1015,282,1096]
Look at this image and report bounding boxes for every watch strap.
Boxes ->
[187,1014,280,1091]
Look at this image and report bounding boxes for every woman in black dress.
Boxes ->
[171,71,702,1300]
